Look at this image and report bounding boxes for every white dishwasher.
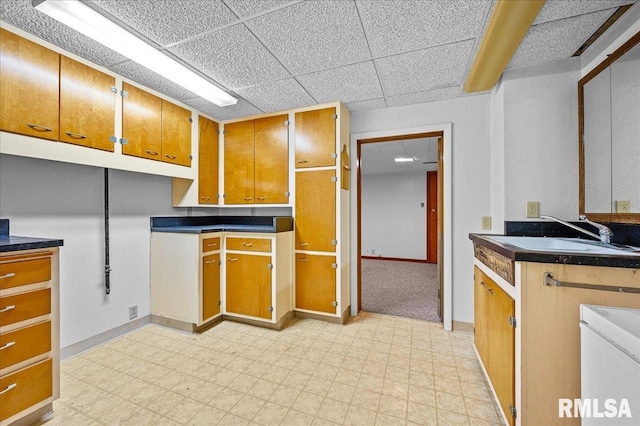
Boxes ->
[580,305,640,425]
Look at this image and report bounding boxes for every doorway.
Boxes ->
[357,132,444,323]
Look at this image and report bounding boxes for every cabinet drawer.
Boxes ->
[0,321,51,369]
[0,358,52,421]
[0,256,51,290]
[202,237,221,252]
[0,288,51,327]
[226,237,271,253]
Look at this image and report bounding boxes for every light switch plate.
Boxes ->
[526,201,540,218]
[482,216,492,230]
[616,200,631,213]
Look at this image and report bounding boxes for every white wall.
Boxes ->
[361,172,427,260]
[351,95,492,324]
[0,154,180,349]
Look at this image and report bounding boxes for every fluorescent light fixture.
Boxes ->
[33,0,237,107]
[394,156,416,163]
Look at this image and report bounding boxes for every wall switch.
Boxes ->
[482,216,492,230]
[129,305,138,320]
[526,201,540,218]
[616,200,631,213]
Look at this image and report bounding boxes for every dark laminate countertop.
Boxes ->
[151,216,293,234]
[0,235,64,253]
[470,233,640,269]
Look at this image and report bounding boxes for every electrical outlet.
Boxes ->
[371,249,375,255]
[129,305,137,320]
[526,201,540,218]
[616,200,631,213]
[482,216,492,230]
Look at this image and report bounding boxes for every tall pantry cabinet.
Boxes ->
[293,105,351,322]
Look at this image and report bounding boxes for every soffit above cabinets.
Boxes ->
[0,0,636,120]
[361,138,439,175]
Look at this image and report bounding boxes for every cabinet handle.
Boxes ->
[242,243,253,247]
[0,341,15,351]
[0,383,16,395]
[297,242,308,246]
[243,197,252,201]
[27,123,53,132]
[164,154,176,160]
[0,305,16,313]
[65,131,87,139]
[228,258,238,262]
[297,258,309,262]
[0,273,16,280]
[145,150,158,156]
[205,260,216,264]
[297,160,308,164]
[207,243,218,247]
[256,196,266,201]
[201,196,210,201]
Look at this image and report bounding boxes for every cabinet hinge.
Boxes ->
[331,301,338,307]
[218,300,222,306]
[331,263,338,269]
[437,288,441,299]
[509,315,517,328]
[189,117,193,123]
[332,114,338,119]
[110,86,118,94]
[509,405,517,419]
[119,138,128,145]
[217,193,220,199]
[218,261,221,266]
[121,90,128,97]
[109,136,117,143]
[331,153,338,159]
[330,240,338,246]
[285,191,290,197]
[267,264,274,270]
[222,193,226,198]
[267,306,274,312]
[189,155,193,160]
[284,120,290,126]
[331,176,338,182]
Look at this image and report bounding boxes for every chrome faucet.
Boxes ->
[539,215,613,244]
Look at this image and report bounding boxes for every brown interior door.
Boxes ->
[225,253,272,319]
[122,83,162,160]
[202,253,220,321]
[294,107,336,168]
[295,170,337,252]
[161,100,191,166]
[224,120,255,204]
[0,28,59,141]
[295,254,337,313]
[254,114,289,204]
[427,171,438,263]
[198,116,219,204]
[59,56,115,152]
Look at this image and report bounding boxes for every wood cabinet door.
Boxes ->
[202,253,220,321]
[224,120,255,204]
[122,82,162,160]
[473,267,489,368]
[295,254,336,314]
[59,56,115,152]
[198,116,219,204]
[295,170,336,252]
[161,100,192,166]
[225,254,272,319]
[254,114,289,204]
[294,107,336,168]
[0,28,59,141]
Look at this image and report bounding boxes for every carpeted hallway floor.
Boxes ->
[362,259,441,323]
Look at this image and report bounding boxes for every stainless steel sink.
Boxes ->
[489,236,640,256]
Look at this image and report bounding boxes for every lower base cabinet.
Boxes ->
[295,254,337,314]
[202,253,221,321]
[225,253,272,320]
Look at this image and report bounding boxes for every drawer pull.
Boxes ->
[27,123,53,132]
[242,243,253,247]
[297,160,308,164]
[65,131,87,139]
[0,341,15,350]
[205,260,216,264]
[0,305,16,313]
[145,150,158,156]
[207,243,218,247]
[228,258,238,262]
[164,154,176,160]
[243,197,252,201]
[201,197,211,201]
[256,196,266,201]
[297,242,308,247]
[297,258,309,262]
[0,272,16,279]
[0,383,17,395]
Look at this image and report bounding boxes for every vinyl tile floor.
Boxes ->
[38,312,503,426]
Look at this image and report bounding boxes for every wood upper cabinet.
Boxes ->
[224,120,255,204]
[294,107,336,168]
[202,253,220,321]
[161,100,191,166]
[295,169,337,252]
[254,114,289,204]
[59,56,116,152]
[198,116,219,204]
[295,254,336,314]
[0,28,59,141]
[122,82,192,166]
[122,82,162,160]
[225,253,272,319]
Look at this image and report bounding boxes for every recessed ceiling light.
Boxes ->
[33,0,238,107]
[394,156,416,163]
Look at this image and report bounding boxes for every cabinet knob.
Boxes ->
[27,123,53,132]
[145,150,158,156]
[65,131,87,139]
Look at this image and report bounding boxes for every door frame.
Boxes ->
[350,123,453,331]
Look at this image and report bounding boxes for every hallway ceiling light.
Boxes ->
[394,156,416,163]
[32,0,238,107]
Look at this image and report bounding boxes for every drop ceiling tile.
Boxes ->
[235,78,315,113]
[91,0,237,47]
[1,0,126,67]
[346,98,387,112]
[245,0,370,75]
[183,97,262,121]
[356,0,490,57]
[223,0,299,17]
[533,0,634,25]
[297,61,383,104]
[386,87,461,107]
[168,24,289,90]
[508,10,614,70]
[376,40,474,97]
[110,61,199,102]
